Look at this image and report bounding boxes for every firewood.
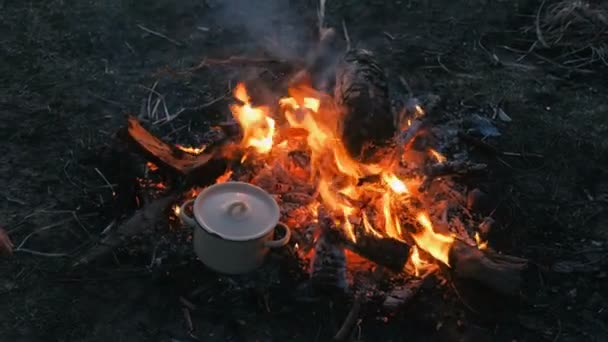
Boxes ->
[419,160,488,191]
[72,194,177,268]
[310,210,348,294]
[121,116,219,176]
[334,49,394,161]
[448,240,528,296]
[382,275,429,311]
[342,225,411,272]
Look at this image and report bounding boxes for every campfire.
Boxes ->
[71,20,528,340]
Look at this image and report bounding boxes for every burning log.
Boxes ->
[334,49,394,161]
[343,226,411,272]
[72,194,177,268]
[121,116,222,177]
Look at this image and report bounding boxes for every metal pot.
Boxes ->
[179,181,291,274]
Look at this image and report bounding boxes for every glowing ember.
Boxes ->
[176,144,207,155]
[474,232,488,250]
[231,83,275,154]
[413,213,454,266]
[173,204,181,216]
[215,169,233,184]
[428,148,447,163]
[146,161,159,171]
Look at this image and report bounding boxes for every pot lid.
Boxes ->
[192,181,280,241]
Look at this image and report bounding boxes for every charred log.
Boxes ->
[334,49,394,161]
[72,193,177,268]
[310,210,348,294]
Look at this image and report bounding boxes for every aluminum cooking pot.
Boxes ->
[179,181,291,274]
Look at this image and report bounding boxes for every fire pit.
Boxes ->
[71,21,528,341]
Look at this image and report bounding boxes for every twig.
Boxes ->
[342,19,351,51]
[318,0,327,35]
[13,248,68,257]
[94,167,116,196]
[204,56,292,67]
[333,296,362,341]
[137,24,182,47]
[12,219,73,258]
[536,0,550,48]
[146,80,159,120]
[71,211,91,237]
[437,55,481,79]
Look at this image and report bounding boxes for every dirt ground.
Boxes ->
[1,0,607,341]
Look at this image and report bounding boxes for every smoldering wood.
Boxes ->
[122,116,218,176]
[448,240,528,296]
[309,210,348,294]
[72,194,177,268]
[334,49,395,161]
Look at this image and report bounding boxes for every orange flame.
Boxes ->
[382,173,409,194]
[223,82,465,274]
[413,213,454,266]
[146,161,159,171]
[215,169,233,184]
[176,144,207,155]
[231,83,275,154]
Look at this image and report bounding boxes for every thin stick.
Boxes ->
[146,80,159,120]
[13,248,68,257]
[342,19,351,51]
[333,296,362,341]
[318,0,327,35]
[94,167,116,196]
[535,0,550,48]
[137,24,182,46]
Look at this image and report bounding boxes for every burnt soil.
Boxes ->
[1,0,607,341]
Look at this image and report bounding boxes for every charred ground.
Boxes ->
[1,0,607,341]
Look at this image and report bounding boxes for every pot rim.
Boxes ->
[191,181,280,241]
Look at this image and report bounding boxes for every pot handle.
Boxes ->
[264,222,291,248]
[178,199,196,228]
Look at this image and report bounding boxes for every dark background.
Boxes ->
[1,0,607,341]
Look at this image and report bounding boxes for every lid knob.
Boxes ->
[226,201,249,220]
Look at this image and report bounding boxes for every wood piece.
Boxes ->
[419,160,488,191]
[72,194,177,268]
[334,49,394,161]
[343,225,411,272]
[122,115,217,176]
[448,240,528,296]
[382,276,427,311]
[310,210,348,294]
[333,296,362,341]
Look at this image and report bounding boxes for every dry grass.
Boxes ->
[528,0,608,69]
